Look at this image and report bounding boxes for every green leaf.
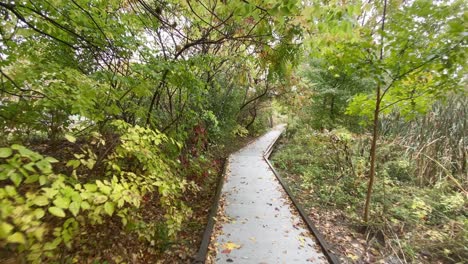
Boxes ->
[99,185,112,195]
[81,201,91,210]
[18,147,40,160]
[84,183,98,192]
[34,208,45,219]
[69,201,80,217]
[80,192,92,200]
[0,222,14,238]
[43,242,57,251]
[93,195,108,204]
[0,148,12,158]
[4,185,16,196]
[45,157,59,163]
[43,237,62,251]
[64,134,76,143]
[43,188,58,198]
[70,192,82,203]
[34,196,50,206]
[10,173,22,186]
[24,174,39,184]
[23,162,35,172]
[104,201,115,216]
[53,196,71,209]
[66,160,81,169]
[7,232,26,244]
[39,175,48,185]
[10,144,22,150]
[48,206,66,217]
[62,230,72,244]
[36,159,52,173]
[33,227,46,241]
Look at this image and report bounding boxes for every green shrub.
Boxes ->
[384,159,414,182]
[0,121,190,262]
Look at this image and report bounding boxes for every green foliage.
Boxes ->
[0,121,190,262]
[231,124,249,138]
[295,57,373,131]
[272,125,468,262]
[0,0,304,260]
[345,0,465,123]
[0,0,300,144]
[271,0,467,262]
[273,127,368,209]
[293,0,467,132]
[383,160,413,182]
[1,0,465,261]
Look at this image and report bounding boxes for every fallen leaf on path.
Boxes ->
[221,242,242,254]
[347,254,359,261]
[298,235,306,247]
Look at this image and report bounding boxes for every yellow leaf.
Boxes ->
[347,254,359,261]
[7,232,26,244]
[64,134,76,143]
[222,242,241,250]
[298,235,306,246]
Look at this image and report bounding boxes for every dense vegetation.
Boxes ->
[272,0,467,263]
[273,118,466,262]
[0,0,466,263]
[0,0,298,262]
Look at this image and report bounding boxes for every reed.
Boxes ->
[382,95,467,189]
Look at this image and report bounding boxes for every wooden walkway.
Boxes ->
[210,125,327,263]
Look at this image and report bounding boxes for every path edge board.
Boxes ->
[263,130,341,264]
[192,158,228,264]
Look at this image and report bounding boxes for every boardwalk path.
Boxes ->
[211,125,327,263]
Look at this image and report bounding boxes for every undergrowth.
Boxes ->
[272,126,467,263]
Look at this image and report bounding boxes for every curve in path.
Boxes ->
[211,125,327,264]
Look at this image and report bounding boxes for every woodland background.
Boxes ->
[0,0,466,263]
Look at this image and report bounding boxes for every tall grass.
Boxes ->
[382,96,467,189]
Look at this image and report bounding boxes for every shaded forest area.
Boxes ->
[0,0,466,263]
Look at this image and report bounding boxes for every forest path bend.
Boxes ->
[212,125,327,264]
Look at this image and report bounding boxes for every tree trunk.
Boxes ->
[245,107,257,130]
[364,0,387,223]
[364,86,381,222]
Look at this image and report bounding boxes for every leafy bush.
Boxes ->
[384,160,414,182]
[0,121,190,262]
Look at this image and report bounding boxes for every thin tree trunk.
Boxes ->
[363,0,387,223]
[245,107,257,130]
[146,70,168,127]
[364,86,381,222]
